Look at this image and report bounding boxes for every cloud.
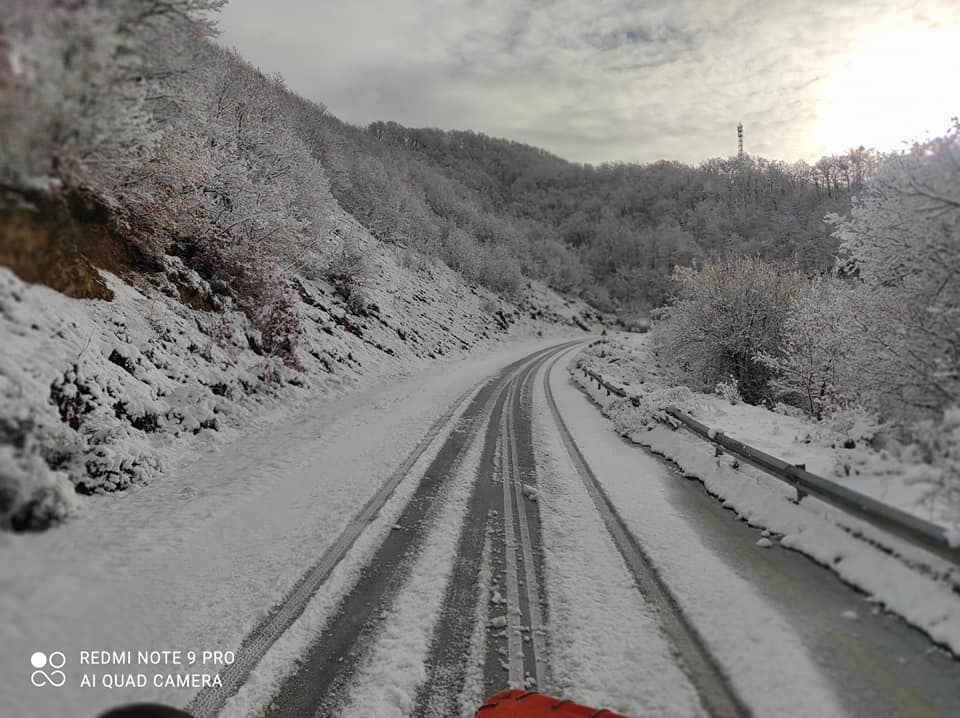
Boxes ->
[217,0,960,164]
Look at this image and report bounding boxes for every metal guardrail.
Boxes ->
[577,362,960,567]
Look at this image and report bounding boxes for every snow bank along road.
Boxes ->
[204,341,960,718]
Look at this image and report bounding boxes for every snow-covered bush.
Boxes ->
[0,390,77,531]
[714,376,742,405]
[902,407,960,519]
[605,385,697,434]
[577,343,699,430]
[653,257,804,404]
[258,291,303,367]
[756,276,864,419]
[822,407,881,447]
[322,235,371,309]
[477,246,523,297]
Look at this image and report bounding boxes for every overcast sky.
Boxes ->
[217,0,960,165]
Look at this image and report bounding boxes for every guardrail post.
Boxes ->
[787,465,808,503]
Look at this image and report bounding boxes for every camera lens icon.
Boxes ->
[30,651,67,687]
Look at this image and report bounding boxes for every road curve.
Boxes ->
[227,340,960,718]
[264,342,577,717]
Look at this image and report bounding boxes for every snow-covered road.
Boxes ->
[1,338,570,718]
[4,340,960,718]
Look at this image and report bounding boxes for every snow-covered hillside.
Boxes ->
[0,206,597,533]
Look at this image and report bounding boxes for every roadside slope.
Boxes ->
[0,203,597,533]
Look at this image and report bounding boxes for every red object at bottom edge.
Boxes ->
[475,689,630,717]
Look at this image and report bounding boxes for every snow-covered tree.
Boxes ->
[756,276,864,419]
[653,257,804,404]
[1,1,223,190]
[833,121,960,421]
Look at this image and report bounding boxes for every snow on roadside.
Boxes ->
[581,334,959,531]
[531,363,705,717]
[548,349,849,717]
[572,338,960,656]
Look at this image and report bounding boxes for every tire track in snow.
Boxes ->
[499,394,525,687]
[186,384,477,718]
[411,342,577,716]
[262,343,572,718]
[507,369,549,689]
[543,351,749,718]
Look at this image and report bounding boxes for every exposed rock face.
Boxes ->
[0,189,161,301]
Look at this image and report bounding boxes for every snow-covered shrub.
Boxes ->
[0,442,77,531]
[0,378,77,531]
[755,276,864,419]
[435,223,524,296]
[653,257,804,404]
[714,376,742,405]
[773,402,808,419]
[823,408,881,447]
[615,384,696,432]
[48,362,162,492]
[258,291,303,368]
[76,416,161,493]
[902,407,960,519]
[575,366,697,436]
[477,246,524,297]
[440,225,484,282]
[322,235,371,309]
[577,344,699,430]
[397,245,436,275]
[533,237,587,295]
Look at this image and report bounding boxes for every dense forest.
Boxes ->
[301,114,880,315]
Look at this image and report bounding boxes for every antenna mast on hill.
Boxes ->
[737,121,744,160]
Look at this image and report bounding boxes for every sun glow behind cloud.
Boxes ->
[814,22,960,156]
